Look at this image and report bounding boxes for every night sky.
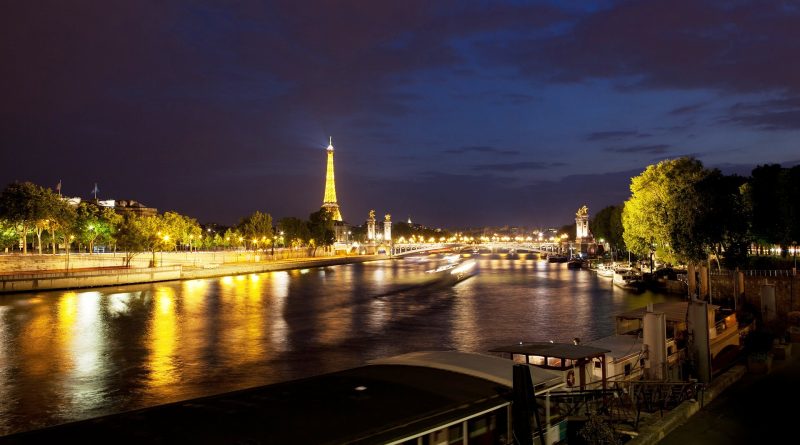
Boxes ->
[2,1,799,229]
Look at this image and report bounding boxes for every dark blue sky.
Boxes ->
[2,1,798,228]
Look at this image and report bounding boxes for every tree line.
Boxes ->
[590,158,800,268]
[0,181,337,265]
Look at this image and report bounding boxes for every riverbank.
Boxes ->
[0,254,386,294]
[626,339,800,445]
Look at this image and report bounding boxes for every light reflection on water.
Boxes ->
[0,256,681,435]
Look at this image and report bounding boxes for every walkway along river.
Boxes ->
[0,254,683,436]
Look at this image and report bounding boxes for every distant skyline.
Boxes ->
[2,1,798,228]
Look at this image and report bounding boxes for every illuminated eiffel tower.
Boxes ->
[322,136,343,221]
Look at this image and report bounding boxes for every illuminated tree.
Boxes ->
[307,208,335,255]
[116,214,173,267]
[622,157,708,264]
[277,216,310,248]
[237,211,273,251]
[0,220,17,251]
[0,181,54,254]
[162,211,202,251]
[75,202,122,254]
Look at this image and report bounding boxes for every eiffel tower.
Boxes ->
[322,137,343,221]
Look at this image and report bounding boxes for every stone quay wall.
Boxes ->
[0,266,182,293]
[0,249,333,273]
[711,270,799,318]
[0,253,384,294]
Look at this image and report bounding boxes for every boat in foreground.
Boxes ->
[0,351,563,445]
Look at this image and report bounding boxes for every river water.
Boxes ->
[0,254,681,436]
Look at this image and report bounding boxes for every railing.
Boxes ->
[710,269,795,277]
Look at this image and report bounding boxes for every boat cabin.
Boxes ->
[0,351,563,445]
[488,342,611,391]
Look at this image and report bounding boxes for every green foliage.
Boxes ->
[590,205,624,251]
[115,214,175,266]
[750,164,800,252]
[692,171,751,268]
[237,211,273,250]
[277,216,310,248]
[75,202,122,253]
[622,157,708,264]
[558,223,575,240]
[0,181,55,254]
[0,220,17,250]
[162,211,202,250]
[308,208,335,253]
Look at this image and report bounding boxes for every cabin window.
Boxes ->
[467,408,508,444]
[546,357,562,367]
[512,354,527,364]
[594,360,602,369]
[447,423,464,444]
[530,356,545,366]
[624,363,632,376]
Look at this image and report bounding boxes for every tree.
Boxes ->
[75,202,121,254]
[0,220,17,251]
[307,208,335,256]
[750,164,800,255]
[47,197,77,256]
[590,205,624,258]
[278,216,310,249]
[622,157,708,265]
[693,171,751,268]
[162,211,202,251]
[237,211,273,251]
[116,214,172,267]
[0,182,54,254]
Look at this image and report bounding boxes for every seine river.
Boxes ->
[0,254,681,436]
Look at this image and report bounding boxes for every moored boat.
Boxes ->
[595,263,615,278]
[566,258,584,269]
[613,268,645,291]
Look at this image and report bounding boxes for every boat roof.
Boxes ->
[0,361,512,445]
[488,342,610,360]
[585,334,642,361]
[615,301,718,324]
[371,350,563,391]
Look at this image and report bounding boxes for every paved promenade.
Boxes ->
[658,345,800,444]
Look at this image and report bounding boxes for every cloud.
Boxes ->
[605,144,671,154]
[472,161,566,171]
[587,131,650,141]
[478,0,800,94]
[723,96,800,130]
[669,102,706,115]
[443,145,520,155]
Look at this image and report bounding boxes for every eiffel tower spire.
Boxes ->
[322,137,343,221]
